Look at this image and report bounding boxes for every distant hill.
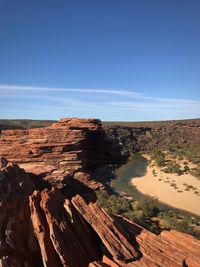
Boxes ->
[102,118,200,128]
[0,119,55,132]
[1,118,200,131]
[103,118,200,154]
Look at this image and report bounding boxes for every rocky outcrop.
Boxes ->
[1,118,200,156]
[29,187,139,266]
[104,119,200,154]
[72,195,138,262]
[0,161,136,266]
[117,216,200,267]
[29,188,100,267]
[1,117,200,267]
[0,118,125,191]
[0,160,41,266]
[1,159,200,266]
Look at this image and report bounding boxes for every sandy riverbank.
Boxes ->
[132,157,200,216]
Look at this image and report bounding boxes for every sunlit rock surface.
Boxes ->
[0,118,200,266]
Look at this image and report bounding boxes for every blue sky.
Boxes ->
[0,0,200,121]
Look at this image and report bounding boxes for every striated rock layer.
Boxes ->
[0,118,200,266]
[0,118,125,191]
[0,159,200,266]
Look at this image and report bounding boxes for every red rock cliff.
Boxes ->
[0,118,200,267]
[0,118,125,191]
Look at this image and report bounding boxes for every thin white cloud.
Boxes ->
[0,84,199,120]
[0,84,199,105]
[0,84,140,97]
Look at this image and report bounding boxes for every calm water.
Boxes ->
[111,155,149,199]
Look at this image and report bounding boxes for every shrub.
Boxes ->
[163,162,181,174]
[139,200,159,217]
[96,190,109,207]
[151,149,165,167]
[183,165,190,172]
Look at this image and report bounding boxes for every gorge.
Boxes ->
[0,118,200,266]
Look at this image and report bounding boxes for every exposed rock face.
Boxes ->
[0,161,41,266]
[0,118,125,191]
[0,118,200,267]
[1,118,200,156]
[0,157,8,169]
[72,195,138,262]
[29,187,139,266]
[104,119,200,154]
[1,159,200,266]
[117,216,200,267]
[29,188,100,267]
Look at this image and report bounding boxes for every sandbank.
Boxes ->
[132,158,200,216]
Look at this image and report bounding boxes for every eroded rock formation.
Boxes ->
[0,118,125,191]
[117,216,200,267]
[0,118,200,266]
[0,160,41,266]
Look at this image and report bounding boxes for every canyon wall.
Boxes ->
[1,118,200,155]
[0,118,200,266]
[0,118,125,191]
[104,119,200,154]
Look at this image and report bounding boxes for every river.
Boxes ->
[111,154,149,199]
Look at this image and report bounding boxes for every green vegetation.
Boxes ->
[165,144,200,165]
[96,190,160,231]
[163,162,181,175]
[158,211,200,238]
[183,165,190,172]
[151,149,165,167]
[151,145,200,178]
[96,190,200,239]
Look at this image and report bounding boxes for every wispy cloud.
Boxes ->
[0,84,140,97]
[0,84,199,120]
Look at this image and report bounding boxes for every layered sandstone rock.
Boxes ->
[1,117,200,267]
[0,118,125,190]
[1,161,200,267]
[0,160,41,266]
[29,189,200,267]
[29,187,139,267]
[117,216,200,267]
[29,188,101,267]
[72,195,139,263]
